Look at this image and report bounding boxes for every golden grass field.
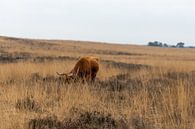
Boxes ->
[0,36,194,129]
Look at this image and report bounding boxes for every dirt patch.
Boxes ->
[164,71,195,80]
[102,60,151,70]
[94,71,195,93]
[129,115,154,129]
[0,51,150,72]
[0,51,77,63]
[15,96,42,112]
[0,51,32,63]
[32,56,76,63]
[28,109,125,129]
[85,49,144,56]
[94,73,143,92]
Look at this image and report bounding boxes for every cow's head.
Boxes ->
[56,72,75,83]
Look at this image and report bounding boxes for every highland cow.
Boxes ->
[57,56,99,83]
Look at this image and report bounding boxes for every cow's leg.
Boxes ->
[91,73,97,82]
[79,72,87,83]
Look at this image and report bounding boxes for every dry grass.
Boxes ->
[0,36,194,129]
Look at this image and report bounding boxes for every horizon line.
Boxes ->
[0,34,194,47]
[0,35,145,46]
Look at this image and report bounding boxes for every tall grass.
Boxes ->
[0,62,194,129]
[0,37,194,129]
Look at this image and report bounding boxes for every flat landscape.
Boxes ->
[0,36,194,129]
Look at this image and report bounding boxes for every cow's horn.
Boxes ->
[56,72,66,76]
[67,72,73,77]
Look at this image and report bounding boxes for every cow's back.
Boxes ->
[73,57,90,78]
[72,56,99,81]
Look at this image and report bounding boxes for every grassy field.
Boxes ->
[0,36,194,129]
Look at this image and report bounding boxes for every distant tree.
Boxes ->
[148,42,154,46]
[163,43,168,47]
[148,41,188,48]
[148,41,163,47]
[170,45,176,48]
[153,41,160,46]
[159,42,163,47]
[176,42,185,48]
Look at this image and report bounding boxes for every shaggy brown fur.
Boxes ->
[57,56,99,82]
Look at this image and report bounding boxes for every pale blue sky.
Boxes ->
[0,0,195,45]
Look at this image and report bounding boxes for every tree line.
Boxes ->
[148,41,186,48]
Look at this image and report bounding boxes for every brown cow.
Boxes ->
[57,56,99,82]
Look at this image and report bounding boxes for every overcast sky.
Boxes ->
[0,0,195,45]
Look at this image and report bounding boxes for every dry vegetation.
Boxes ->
[0,36,194,129]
